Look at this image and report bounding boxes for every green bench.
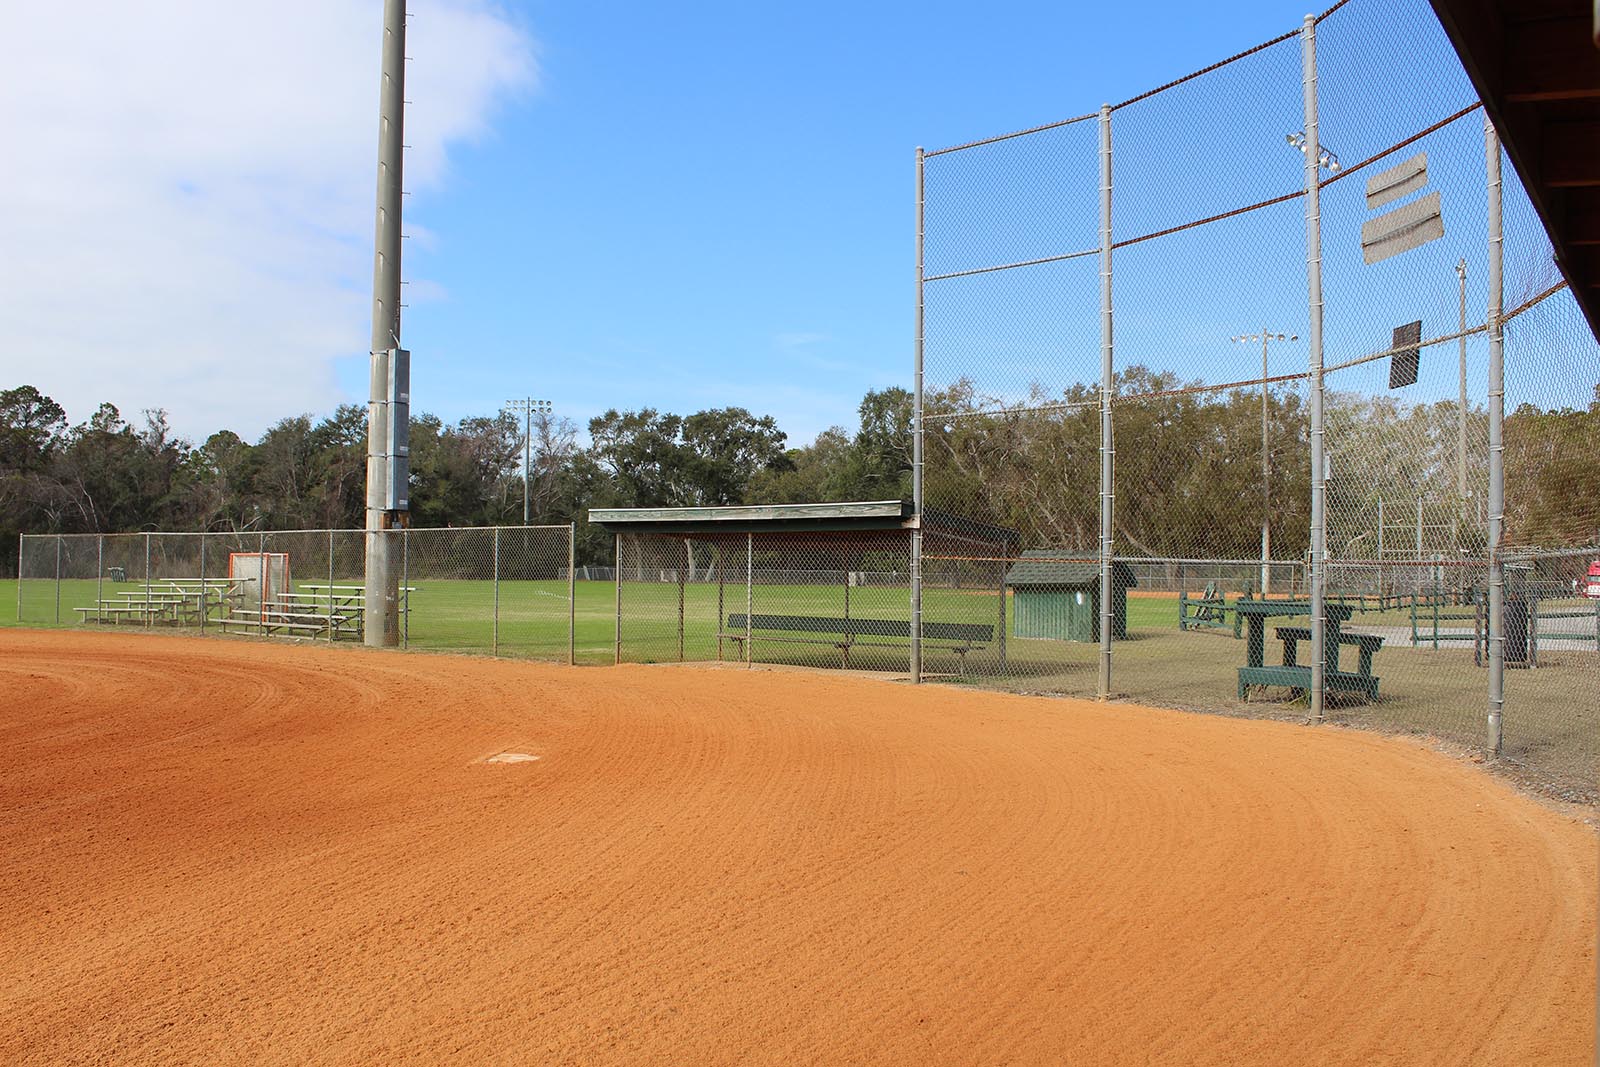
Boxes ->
[1179,582,1232,632]
[724,613,994,672]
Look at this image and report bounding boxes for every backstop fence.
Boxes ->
[914,0,1598,800]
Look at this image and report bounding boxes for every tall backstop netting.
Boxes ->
[916,0,1598,800]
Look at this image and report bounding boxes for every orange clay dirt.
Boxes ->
[1,629,1594,1066]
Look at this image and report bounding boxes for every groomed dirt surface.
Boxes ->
[1,630,1594,1066]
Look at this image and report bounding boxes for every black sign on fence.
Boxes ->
[1388,320,1422,388]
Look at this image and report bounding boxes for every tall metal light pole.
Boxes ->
[364,0,407,647]
[1233,330,1299,596]
[505,398,552,525]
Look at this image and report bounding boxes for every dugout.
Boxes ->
[1005,551,1137,641]
[590,501,1017,673]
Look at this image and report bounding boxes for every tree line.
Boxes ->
[2,376,1593,573]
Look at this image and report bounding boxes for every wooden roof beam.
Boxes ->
[1503,17,1600,101]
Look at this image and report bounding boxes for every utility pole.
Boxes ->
[504,398,552,525]
[1233,330,1299,596]
[363,0,407,647]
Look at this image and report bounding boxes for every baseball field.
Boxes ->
[2,628,1593,1065]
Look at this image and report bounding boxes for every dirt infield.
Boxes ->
[1,631,1593,1065]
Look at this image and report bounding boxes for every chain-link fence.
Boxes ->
[17,525,585,664]
[916,0,1599,801]
[615,531,918,673]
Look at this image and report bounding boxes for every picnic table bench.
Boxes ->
[723,613,994,672]
[1235,600,1383,702]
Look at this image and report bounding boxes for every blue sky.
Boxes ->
[4,0,1579,446]
[384,0,1442,446]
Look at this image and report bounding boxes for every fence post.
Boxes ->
[746,533,753,667]
[199,534,207,634]
[568,522,577,666]
[678,540,687,662]
[911,145,926,684]
[328,530,336,644]
[96,535,103,628]
[1485,115,1505,758]
[15,537,22,623]
[144,532,153,629]
[613,533,623,665]
[1302,13,1327,724]
[1528,594,1538,668]
[997,558,1007,671]
[258,532,267,636]
[492,526,501,657]
[54,534,62,624]
[1098,100,1115,701]
[1432,561,1440,650]
[401,528,410,650]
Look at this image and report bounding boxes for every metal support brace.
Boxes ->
[1098,102,1115,701]
[568,522,577,666]
[911,146,926,683]
[746,533,754,667]
[492,526,501,657]
[614,533,623,665]
[1303,14,1327,724]
[1485,116,1505,757]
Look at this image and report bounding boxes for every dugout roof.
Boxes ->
[589,500,1018,553]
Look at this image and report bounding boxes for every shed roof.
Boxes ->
[1004,550,1137,588]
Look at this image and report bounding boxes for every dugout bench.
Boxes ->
[722,613,994,673]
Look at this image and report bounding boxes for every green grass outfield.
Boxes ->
[6,576,1176,663]
[5,576,1593,798]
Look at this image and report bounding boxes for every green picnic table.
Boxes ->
[1235,600,1382,702]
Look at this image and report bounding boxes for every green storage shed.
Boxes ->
[1005,551,1137,641]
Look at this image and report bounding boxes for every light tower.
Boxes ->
[504,398,553,525]
[364,0,409,646]
[1232,330,1299,596]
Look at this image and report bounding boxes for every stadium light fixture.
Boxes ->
[1287,130,1341,173]
[504,398,554,524]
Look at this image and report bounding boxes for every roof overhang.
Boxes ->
[589,500,914,536]
[1428,0,1600,340]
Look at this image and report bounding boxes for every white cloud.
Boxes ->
[0,0,534,440]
